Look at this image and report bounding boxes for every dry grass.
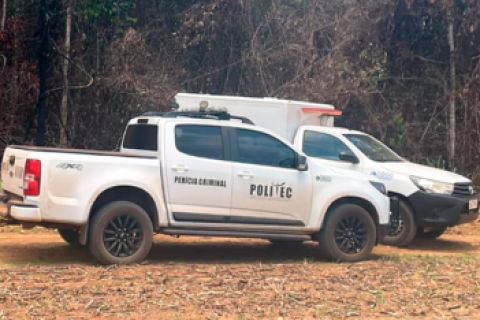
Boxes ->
[0,220,479,319]
[0,256,479,319]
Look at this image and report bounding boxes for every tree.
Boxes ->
[60,0,72,146]
[35,0,48,146]
[446,2,456,170]
[2,0,480,177]
[1,0,6,31]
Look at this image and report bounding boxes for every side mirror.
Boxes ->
[296,154,308,171]
[339,151,359,164]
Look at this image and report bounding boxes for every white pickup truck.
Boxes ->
[175,93,479,247]
[0,109,391,264]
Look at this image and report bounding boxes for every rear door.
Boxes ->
[164,122,233,224]
[1,148,29,196]
[230,128,313,227]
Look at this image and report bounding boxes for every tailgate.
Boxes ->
[1,147,29,197]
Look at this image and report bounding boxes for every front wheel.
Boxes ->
[88,201,153,265]
[317,204,376,262]
[380,200,417,247]
[416,227,447,240]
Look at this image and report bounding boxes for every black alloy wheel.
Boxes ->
[89,201,153,265]
[103,215,144,258]
[334,216,368,254]
[317,203,376,262]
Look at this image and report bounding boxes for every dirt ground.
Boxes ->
[0,221,479,319]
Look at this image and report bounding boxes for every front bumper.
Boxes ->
[0,191,41,222]
[408,191,479,228]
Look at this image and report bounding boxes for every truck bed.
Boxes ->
[7,146,157,159]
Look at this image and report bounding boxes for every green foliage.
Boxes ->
[359,50,387,87]
[78,0,136,37]
[387,115,407,153]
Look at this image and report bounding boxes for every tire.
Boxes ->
[317,204,376,262]
[416,227,447,240]
[58,228,80,246]
[88,201,153,265]
[380,200,417,247]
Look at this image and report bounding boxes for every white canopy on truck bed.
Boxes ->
[175,93,341,142]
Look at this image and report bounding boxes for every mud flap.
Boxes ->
[79,222,88,245]
[389,196,400,233]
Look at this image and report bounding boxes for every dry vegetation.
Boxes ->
[0,221,479,319]
[2,0,480,175]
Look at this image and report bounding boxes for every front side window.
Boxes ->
[175,125,223,160]
[303,131,351,161]
[236,129,296,168]
[344,134,403,162]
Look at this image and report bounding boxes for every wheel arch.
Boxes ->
[89,186,159,227]
[321,196,380,241]
[79,186,159,245]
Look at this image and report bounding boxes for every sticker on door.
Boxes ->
[249,182,293,199]
[174,176,227,187]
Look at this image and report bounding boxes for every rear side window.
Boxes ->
[123,124,158,151]
[175,125,223,160]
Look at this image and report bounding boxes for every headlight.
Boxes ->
[369,181,387,195]
[410,176,454,195]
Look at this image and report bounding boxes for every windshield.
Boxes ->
[343,134,403,162]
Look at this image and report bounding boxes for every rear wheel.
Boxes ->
[380,200,417,247]
[317,204,376,262]
[416,227,447,240]
[88,201,153,265]
[58,228,80,246]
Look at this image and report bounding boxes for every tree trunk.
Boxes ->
[1,0,7,30]
[35,0,48,146]
[60,0,72,146]
[447,8,456,170]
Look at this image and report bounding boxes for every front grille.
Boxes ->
[453,182,478,197]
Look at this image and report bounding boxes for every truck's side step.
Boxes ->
[161,228,312,241]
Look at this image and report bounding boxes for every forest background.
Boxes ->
[1,0,480,180]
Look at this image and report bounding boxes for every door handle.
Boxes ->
[171,164,189,173]
[238,171,254,179]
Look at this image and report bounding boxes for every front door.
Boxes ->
[230,128,313,227]
[302,130,361,170]
[165,123,232,223]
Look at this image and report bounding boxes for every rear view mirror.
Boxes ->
[296,154,308,171]
[339,151,359,164]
